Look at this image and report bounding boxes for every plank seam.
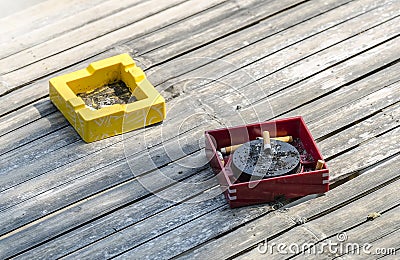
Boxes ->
[0,0,154,60]
[0,0,230,95]
[144,0,310,69]
[316,105,400,143]
[287,203,400,259]
[8,181,221,258]
[244,24,400,109]
[58,185,222,259]
[0,0,359,120]
[175,154,400,259]
[0,0,192,75]
[0,0,378,145]
[324,124,400,161]
[272,59,400,121]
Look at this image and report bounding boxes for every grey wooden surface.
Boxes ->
[0,0,399,259]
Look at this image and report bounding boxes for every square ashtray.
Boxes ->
[205,116,329,208]
[49,53,166,142]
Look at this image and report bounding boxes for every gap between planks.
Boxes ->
[173,155,400,260]
[1,28,398,225]
[0,0,394,156]
[0,0,303,95]
[1,86,398,258]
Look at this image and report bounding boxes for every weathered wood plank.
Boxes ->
[239,180,400,259]
[339,228,399,259]
[0,0,301,95]
[3,102,391,256]
[0,0,210,74]
[132,0,305,65]
[307,83,399,140]
[0,120,223,236]
[235,36,400,127]
[2,37,399,218]
[0,0,104,41]
[0,112,69,156]
[0,106,212,191]
[150,0,387,87]
[0,168,219,259]
[3,97,396,258]
[0,0,229,96]
[318,102,400,159]
[0,99,54,137]
[66,196,270,259]
[293,207,400,259]
[0,113,218,204]
[61,189,228,260]
[0,0,392,157]
[282,60,400,124]
[153,4,400,126]
[1,127,80,165]
[0,0,363,156]
[328,127,400,181]
[115,156,400,259]
[175,154,400,259]
[0,0,356,117]
[16,171,219,259]
[199,16,400,120]
[0,0,145,58]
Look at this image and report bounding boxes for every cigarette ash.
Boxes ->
[232,139,301,180]
[77,81,137,110]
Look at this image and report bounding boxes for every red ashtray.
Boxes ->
[205,116,329,208]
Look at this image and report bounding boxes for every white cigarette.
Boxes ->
[263,131,272,154]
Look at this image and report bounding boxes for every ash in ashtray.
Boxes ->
[232,139,301,181]
[292,137,314,163]
[77,81,137,110]
[247,142,299,172]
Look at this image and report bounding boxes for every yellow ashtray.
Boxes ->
[49,53,166,142]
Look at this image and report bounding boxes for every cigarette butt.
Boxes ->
[220,135,293,155]
[316,160,325,170]
[257,136,293,142]
[220,144,242,154]
[263,131,272,154]
[217,151,224,165]
[272,136,293,142]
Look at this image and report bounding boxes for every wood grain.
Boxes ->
[4,21,398,221]
[339,227,399,259]
[1,0,294,94]
[3,106,396,258]
[0,0,145,58]
[1,0,399,258]
[0,168,219,259]
[239,180,400,259]
[5,105,396,258]
[0,0,104,41]
[295,207,400,259]
[0,0,394,160]
[177,154,400,259]
[0,0,355,117]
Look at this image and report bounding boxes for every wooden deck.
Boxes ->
[0,0,399,259]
